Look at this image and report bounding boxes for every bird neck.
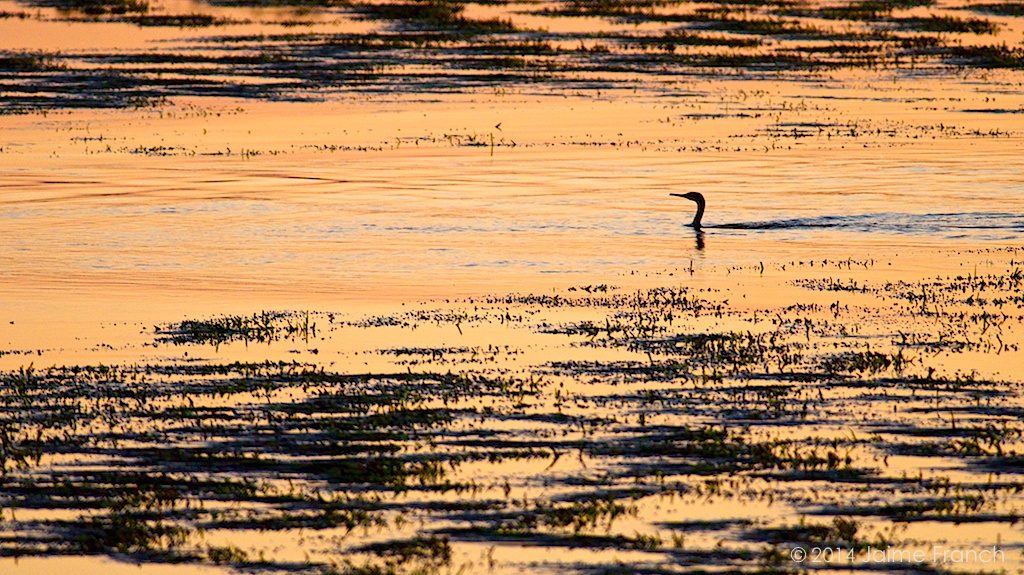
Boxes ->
[691,198,705,228]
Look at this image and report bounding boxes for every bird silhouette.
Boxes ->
[670,192,705,229]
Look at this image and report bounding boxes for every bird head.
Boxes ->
[670,192,704,204]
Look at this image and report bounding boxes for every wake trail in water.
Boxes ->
[706,212,1024,239]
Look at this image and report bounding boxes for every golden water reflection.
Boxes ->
[2,2,1024,572]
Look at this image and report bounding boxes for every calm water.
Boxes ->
[3,136,1023,299]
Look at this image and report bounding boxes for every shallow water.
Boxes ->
[3,1,1024,573]
[3,95,1023,572]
